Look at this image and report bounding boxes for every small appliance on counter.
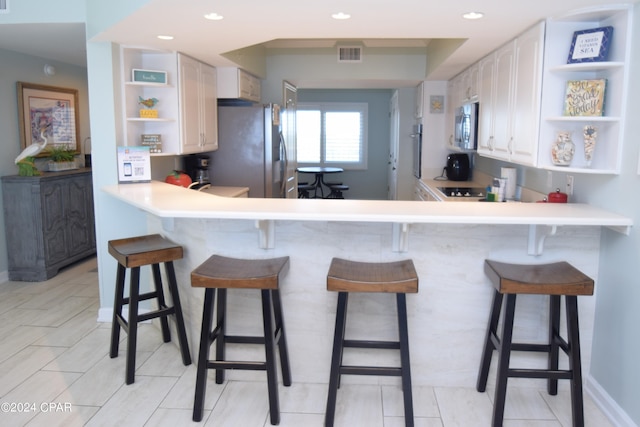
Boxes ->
[183,154,211,190]
[445,153,470,181]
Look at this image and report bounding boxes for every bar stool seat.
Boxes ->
[298,183,316,198]
[326,184,349,199]
[477,260,594,427]
[191,255,292,425]
[325,258,418,427]
[108,234,192,385]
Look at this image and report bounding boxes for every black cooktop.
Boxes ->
[437,186,487,198]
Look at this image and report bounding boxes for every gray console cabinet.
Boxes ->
[2,168,96,281]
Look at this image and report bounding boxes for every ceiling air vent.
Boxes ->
[0,0,8,14]
[338,46,362,63]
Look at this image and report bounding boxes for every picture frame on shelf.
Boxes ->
[17,82,80,153]
[563,79,606,117]
[132,69,167,84]
[567,26,614,64]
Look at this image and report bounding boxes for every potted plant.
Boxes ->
[47,144,78,171]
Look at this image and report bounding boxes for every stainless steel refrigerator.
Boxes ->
[210,103,295,198]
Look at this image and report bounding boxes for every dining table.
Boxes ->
[296,167,344,198]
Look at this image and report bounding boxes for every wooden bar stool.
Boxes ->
[108,234,192,385]
[476,260,594,427]
[191,255,292,425]
[325,258,418,427]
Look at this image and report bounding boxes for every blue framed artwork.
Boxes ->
[567,26,614,64]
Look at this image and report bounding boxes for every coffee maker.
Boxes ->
[183,154,211,189]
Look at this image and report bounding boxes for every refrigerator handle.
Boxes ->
[279,131,288,197]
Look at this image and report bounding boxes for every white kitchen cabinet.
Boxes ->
[509,22,545,165]
[120,47,180,155]
[217,67,261,103]
[477,53,495,154]
[460,63,479,102]
[178,54,218,153]
[476,22,544,167]
[414,180,440,201]
[538,5,631,174]
[445,78,458,149]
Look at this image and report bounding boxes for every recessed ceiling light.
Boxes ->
[463,11,484,20]
[157,35,174,40]
[331,12,351,20]
[204,12,224,21]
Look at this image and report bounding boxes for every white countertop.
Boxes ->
[103,181,632,229]
[198,185,249,198]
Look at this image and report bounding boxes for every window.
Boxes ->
[296,102,368,169]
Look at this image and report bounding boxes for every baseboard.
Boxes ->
[97,307,112,322]
[586,375,638,427]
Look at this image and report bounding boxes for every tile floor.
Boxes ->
[0,257,615,427]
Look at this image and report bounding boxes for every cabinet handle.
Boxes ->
[489,136,495,151]
[508,137,513,154]
[449,135,454,146]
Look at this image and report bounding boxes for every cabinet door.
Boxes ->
[510,22,544,166]
[41,180,69,265]
[445,79,458,149]
[467,64,479,101]
[179,55,202,154]
[66,175,96,257]
[492,42,515,158]
[199,63,218,152]
[477,54,495,155]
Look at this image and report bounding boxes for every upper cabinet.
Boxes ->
[217,67,262,103]
[476,22,545,166]
[120,48,218,155]
[538,5,632,174]
[178,54,218,153]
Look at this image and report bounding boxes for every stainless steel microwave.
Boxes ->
[454,102,479,150]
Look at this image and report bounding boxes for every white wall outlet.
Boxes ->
[566,175,574,195]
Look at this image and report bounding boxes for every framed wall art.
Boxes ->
[17,82,80,153]
[567,26,614,63]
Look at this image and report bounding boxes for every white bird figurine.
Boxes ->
[15,124,51,164]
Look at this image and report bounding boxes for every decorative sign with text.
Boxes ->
[563,79,607,117]
[117,146,151,183]
[567,26,613,63]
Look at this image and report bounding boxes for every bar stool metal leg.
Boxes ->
[476,290,504,392]
[110,263,126,358]
[566,296,585,427]
[193,288,216,422]
[325,292,349,427]
[272,289,292,386]
[548,295,561,395]
[151,263,171,343]
[215,288,227,384]
[126,266,141,385]
[165,261,192,366]
[261,289,281,425]
[492,293,517,427]
[397,293,414,425]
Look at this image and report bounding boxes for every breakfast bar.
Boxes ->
[103,182,632,389]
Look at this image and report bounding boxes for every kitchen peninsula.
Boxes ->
[103,181,631,389]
